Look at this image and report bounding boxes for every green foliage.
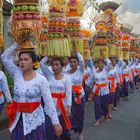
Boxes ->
[5,71,14,96]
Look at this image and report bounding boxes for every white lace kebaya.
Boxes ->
[108,68,120,87]
[1,43,59,136]
[67,52,85,98]
[0,71,12,104]
[40,57,72,116]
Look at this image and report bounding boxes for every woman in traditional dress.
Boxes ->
[136,59,140,89]
[121,60,132,100]
[83,59,92,102]
[89,57,111,127]
[40,56,72,140]
[0,71,12,114]
[67,52,85,140]
[1,42,62,140]
[110,57,123,110]
[107,60,119,118]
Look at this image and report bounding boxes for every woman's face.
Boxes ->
[111,58,117,66]
[98,61,105,70]
[94,62,98,68]
[63,57,69,66]
[69,58,79,70]
[124,60,128,65]
[51,60,62,74]
[19,53,33,71]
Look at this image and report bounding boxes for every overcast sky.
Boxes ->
[96,0,140,34]
[6,0,140,34]
[117,0,140,34]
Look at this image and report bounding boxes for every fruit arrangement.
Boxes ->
[66,18,81,38]
[40,15,48,42]
[46,0,70,57]
[94,31,108,47]
[92,12,110,59]
[81,29,92,60]
[66,0,83,17]
[48,16,66,39]
[66,0,84,55]
[39,15,48,56]
[11,0,42,46]
[0,0,4,48]
[48,2,67,39]
[121,33,130,48]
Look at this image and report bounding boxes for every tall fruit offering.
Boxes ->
[39,14,48,56]
[66,0,84,55]
[46,0,70,57]
[81,29,92,60]
[11,0,42,50]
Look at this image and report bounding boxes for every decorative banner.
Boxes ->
[94,14,109,31]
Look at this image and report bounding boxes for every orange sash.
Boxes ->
[119,74,123,85]
[0,91,3,97]
[51,93,71,130]
[131,69,136,78]
[82,74,90,87]
[7,101,40,128]
[122,73,130,83]
[108,77,116,93]
[137,70,140,78]
[72,85,82,104]
[92,82,108,98]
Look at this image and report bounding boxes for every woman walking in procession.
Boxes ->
[1,41,62,140]
[0,71,12,115]
[40,56,72,140]
[67,52,85,140]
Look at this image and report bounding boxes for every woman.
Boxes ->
[89,58,110,127]
[136,59,140,89]
[122,60,132,100]
[67,52,85,140]
[107,63,119,119]
[40,56,72,140]
[110,57,124,110]
[0,71,12,114]
[1,42,62,140]
[83,59,92,102]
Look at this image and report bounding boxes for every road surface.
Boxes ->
[1,90,140,140]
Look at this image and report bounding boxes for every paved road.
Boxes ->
[1,90,140,140]
[73,89,140,140]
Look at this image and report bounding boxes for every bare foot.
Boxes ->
[78,133,84,140]
[94,120,100,127]
[104,116,109,121]
[108,114,113,119]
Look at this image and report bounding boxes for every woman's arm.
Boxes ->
[40,56,54,79]
[1,72,12,102]
[1,43,20,77]
[40,77,59,125]
[89,57,96,74]
[77,52,84,73]
[65,75,72,107]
